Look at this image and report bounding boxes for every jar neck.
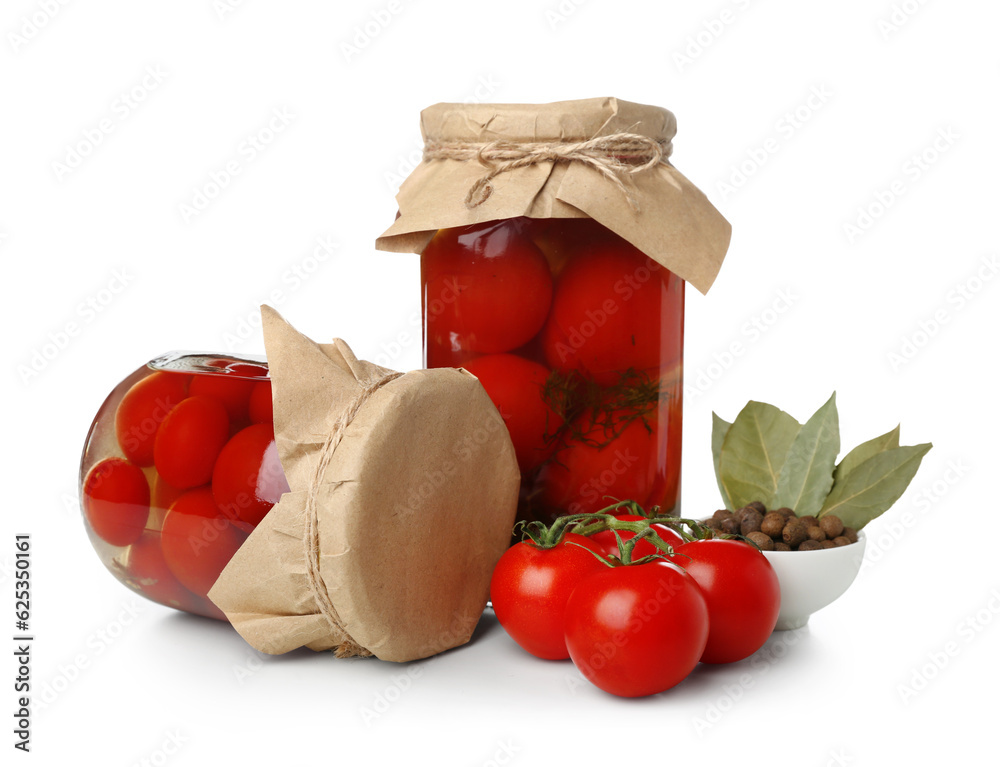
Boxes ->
[149,351,269,379]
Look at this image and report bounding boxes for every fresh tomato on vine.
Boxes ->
[588,513,684,560]
[670,539,780,664]
[564,558,709,698]
[490,530,607,660]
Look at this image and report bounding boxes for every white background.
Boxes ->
[2,0,998,764]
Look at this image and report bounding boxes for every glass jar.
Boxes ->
[79,353,288,619]
[421,216,684,525]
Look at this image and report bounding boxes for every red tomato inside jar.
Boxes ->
[421,217,684,524]
[79,354,289,619]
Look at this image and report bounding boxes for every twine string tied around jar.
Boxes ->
[301,370,403,659]
[423,130,672,211]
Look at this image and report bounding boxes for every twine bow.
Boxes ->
[423,131,671,210]
[302,370,403,658]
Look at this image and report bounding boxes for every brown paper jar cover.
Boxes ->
[209,307,520,662]
[376,96,731,294]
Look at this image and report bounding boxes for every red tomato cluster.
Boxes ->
[82,361,289,619]
[421,218,685,521]
[490,513,781,698]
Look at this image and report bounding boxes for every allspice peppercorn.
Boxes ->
[700,504,862,552]
[782,519,809,548]
[819,515,844,539]
[761,512,786,538]
[719,515,741,535]
[746,531,774,551]
[807,525,827,542]
[740,510,764,536]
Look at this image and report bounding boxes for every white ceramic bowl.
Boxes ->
[761,531,867,630]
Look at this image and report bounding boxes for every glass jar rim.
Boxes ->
[149,351,269,380]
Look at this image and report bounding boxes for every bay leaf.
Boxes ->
[718,401,801,510]
[773,393,840,517]
[712,413,734,509]
[818,443,933,529]
[834,424,900,484]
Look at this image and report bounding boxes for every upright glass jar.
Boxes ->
[79,353,288,619]
[421,216,684,524]
[378,98,732,525]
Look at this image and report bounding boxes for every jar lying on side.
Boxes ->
[421,216,684,525]
[79,353,289,619]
